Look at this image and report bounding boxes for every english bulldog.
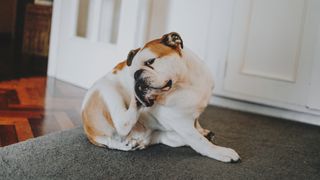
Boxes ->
[81,32,240,162]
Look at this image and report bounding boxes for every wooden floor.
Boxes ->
[0,76,86,147]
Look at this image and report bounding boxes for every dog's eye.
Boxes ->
[144,58,155,66]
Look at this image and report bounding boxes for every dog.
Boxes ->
[81,32,240,163]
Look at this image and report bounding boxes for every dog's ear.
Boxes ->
[160,32,183,49]
[126,48,141,66]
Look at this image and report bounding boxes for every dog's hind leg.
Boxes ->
[149,131,186,147]
[155,108,240,162]
[195,119,215,143]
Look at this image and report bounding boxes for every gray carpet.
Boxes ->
[1,106,320,180]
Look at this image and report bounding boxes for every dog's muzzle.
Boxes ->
[134,69,172,107]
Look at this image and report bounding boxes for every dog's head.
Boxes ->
[127,32,186,107]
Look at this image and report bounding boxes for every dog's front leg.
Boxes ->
[100,87,141,137]
[158,110,240,162]
[114,96,141,136]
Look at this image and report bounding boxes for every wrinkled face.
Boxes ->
[127,32,186,107]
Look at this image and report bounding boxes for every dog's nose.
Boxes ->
[134,69,144,80]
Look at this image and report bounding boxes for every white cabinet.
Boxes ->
[149,0,320,120]
[221,0,320,113]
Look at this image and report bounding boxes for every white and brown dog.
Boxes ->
[81,32,240,163]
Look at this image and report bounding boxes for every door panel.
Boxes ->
[224,0,319,106]
[49,0,140,88]
[241,0,306,82]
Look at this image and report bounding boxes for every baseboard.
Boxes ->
[210,95,320,126]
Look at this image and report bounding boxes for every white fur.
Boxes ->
[81,46,240,162]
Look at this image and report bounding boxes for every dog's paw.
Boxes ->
[204,131,215,143]
[214,146,240,163]
[125,139,147,151]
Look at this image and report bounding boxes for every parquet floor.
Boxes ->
[0,77,86,147]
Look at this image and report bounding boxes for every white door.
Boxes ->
[222,0,320,111]
[48,0,146,88]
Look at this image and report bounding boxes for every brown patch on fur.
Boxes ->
[132,121,146,132]
[155,94,166,105]
[87,132,106,147]
[194,118,200,129]
[103,109,115,128]
[82,111,106,147]
[112,60,127,74]
[82,91,115,147]
[143,39,182,57]
[194,118,197,128]
[126,121,146,140]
